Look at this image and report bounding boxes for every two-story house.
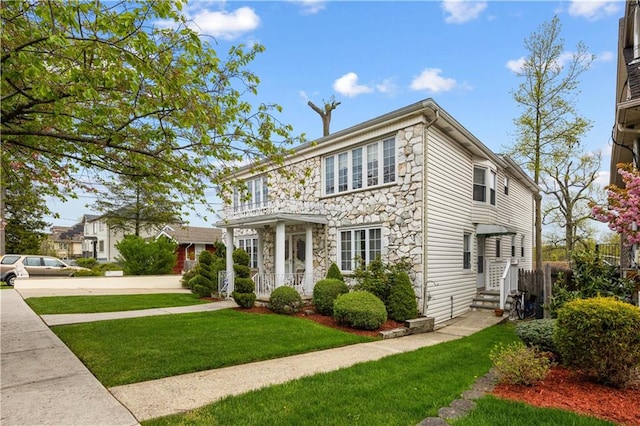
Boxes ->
[216,99,537,324]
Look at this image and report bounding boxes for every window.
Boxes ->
[521,235,525,258]
[24,257,41,267]
[473,166,497,206]
[234,176,268,210]
[463,234,471,270]
[496,239,501,258]
[99,221,105,232]
[511,236,516,257]
[238,237,258,268]
[339,227,382,271]
[504,177,509,195]
[324,137,395,195]
[99,240,105,252]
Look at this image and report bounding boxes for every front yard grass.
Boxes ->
[52,309,372,387]
[144,324,611,426]
[145,324,517,425]
[26,293,210,314]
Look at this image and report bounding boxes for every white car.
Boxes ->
[0,255,90,286]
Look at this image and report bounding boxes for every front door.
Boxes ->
[285,234,306,275]
[476,237,485,288]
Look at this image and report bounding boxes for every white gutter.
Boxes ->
[422,107,439,316]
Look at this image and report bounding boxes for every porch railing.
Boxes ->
[497,259,519,310]
[220,199,326,221]
[218,270,234,298]
[217,270,325,299]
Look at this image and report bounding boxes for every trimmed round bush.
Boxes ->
[333,291,387,330]
[555,296,640,388]
[233,264,251,279]
[181,269,197,289]
[269,286,303,314]
[515,319,558,356]
[234,277,255,293]
[232,291,256,308]
[387,272,418,322]
[326,263,344,281]
[313,278,349,315]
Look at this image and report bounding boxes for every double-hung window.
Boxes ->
[463,234,471,270]
[473,166,497,206]
[339,227,382,271]
[238,237,258,268]
[234,176,268,211]
[324,137,395,195]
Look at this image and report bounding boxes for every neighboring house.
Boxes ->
[155,224,223,274]
[82,214,159,262]
[612,0,640,271]
[49,223,84,259]
[216,98,538,325]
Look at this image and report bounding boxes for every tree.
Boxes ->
[308,96,341,136]
[541,148,602,258]
[506,16,594,274]
[3,174,50,254]
[94,175,181,237]
[592,163,640,247]
[1,1,301,232]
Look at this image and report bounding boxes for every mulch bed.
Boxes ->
[233,305,405,338]
[493,366,640,425]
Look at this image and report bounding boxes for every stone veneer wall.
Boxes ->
[232,122,426,288]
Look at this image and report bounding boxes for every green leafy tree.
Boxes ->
[94,176,181,237]
[3,175,49,254]
[506,16,594,275]
[1,0,302,237]
[115,235,177,275]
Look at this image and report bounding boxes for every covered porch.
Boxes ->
[216,204,328,298]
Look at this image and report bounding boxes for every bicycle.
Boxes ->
[511,290,536,320]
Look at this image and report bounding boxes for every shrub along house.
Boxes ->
[216,99,537,324]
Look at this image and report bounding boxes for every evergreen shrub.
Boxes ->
[387,271,418,322]
[333,291,387,330]
[490,342,553,386]
[554,296,640,388]
[326,263,344,281]
[313,278,349,315]
[269,286,303,314]
[515,319,558,356]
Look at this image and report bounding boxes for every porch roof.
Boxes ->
[215,213,327,230]
[476,224,517,237]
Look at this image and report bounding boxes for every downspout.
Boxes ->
[421,107,439,316]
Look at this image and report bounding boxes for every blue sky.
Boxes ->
[47,0,621,231]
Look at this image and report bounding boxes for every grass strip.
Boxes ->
[144,324,519,425]
[451,395,615,426]
[26,293,209,314]
[52,309,372,387]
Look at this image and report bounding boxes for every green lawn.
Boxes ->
[52,309,372,387]
[26,293,210,314]
[451,395,614,426]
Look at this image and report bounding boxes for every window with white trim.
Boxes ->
[511,235,516,257]
[233,176,268,211]
[238,237,258,268]
[473,166,496,206]
[463,233,471,270]
[324,137,395,195]
[496,239,501,258]
[338,227,382,271]
[520,235,525,258]
[504,177,509,195]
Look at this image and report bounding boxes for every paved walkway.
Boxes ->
[1,288,506,425]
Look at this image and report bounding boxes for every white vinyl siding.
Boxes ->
[324,137,395,195]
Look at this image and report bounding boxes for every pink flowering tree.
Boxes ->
[591,163,640,246]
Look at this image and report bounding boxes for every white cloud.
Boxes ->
[568,1,620,21]
[376,78,399,96]
[187,7,260,39]
[410,68,457,93]
[595,50,614,62]
[289,0,327,15]
[333,73,374,97]
[595,170,610,189]
[441,0,487,24]
[506,57,526,73]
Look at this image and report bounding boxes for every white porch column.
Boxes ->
[305,224,313,294]
[275,222,285,286]
[225,228,235,292]
[256,229,264,274]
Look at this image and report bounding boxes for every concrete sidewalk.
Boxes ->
[0,289,139,426]
[1,288,506,424]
